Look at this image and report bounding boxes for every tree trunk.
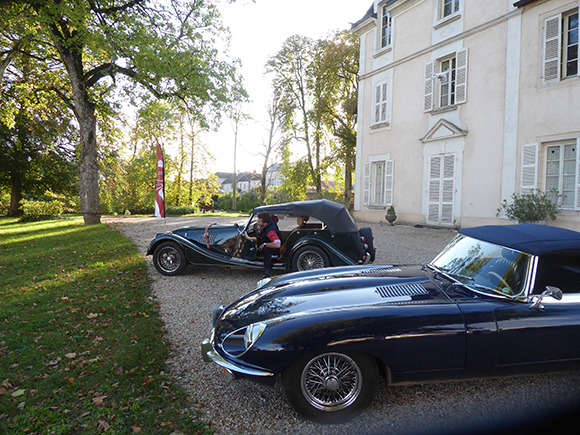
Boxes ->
[9,177,22,217]
[53,38,101,225]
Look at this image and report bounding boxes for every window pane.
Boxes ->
[546,177,559,190]
[563,175,575,190]
[564,160,576,174]
[547,146,560,160]
[564,144,577,159]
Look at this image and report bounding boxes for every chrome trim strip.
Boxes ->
[201,339,274,377]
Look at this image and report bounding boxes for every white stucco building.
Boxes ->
[352,0,579,230]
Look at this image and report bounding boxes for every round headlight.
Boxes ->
[244,322,267,350]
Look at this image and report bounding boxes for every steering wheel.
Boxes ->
[245,222,258,238]
[487,271,512,295]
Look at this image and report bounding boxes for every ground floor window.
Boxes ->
[546,142,577,208]
[363,159,393,207]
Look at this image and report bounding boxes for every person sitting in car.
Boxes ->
[256,211,281,278]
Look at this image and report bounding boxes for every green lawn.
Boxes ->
[0,217,210,434]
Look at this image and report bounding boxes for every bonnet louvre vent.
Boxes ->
[363,267,402,274]
[376,283,428,299]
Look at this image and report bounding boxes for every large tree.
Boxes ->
[0,25,78,216]
[318,30,360,211]
[1,0,244,224]
[266,35,320,192]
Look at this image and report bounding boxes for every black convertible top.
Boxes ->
[459,224,580,256]
[252,200,358,233]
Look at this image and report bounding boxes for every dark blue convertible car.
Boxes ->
[202,224,580,422]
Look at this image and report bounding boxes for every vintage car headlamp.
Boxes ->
[244,322,267,350]
[223,322,267,357]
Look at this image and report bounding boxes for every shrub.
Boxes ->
[166,205,199,215]
[19,199,64,222]
[497,190,560,223]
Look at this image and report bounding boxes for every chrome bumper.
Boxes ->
[201,338,275,378]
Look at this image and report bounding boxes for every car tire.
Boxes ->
[282,351,379,423]
[359,227,375,262]
[292,246,329,272]
[152,241,188,276]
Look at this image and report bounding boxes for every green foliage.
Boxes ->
[166,205,199,215]
[237,191,259,212]
[19,199,64,222]
[280,157,311,201]
[215,192,233,210]
[497,190,560,223]
[0,218,210,434]
[215,191,259,212]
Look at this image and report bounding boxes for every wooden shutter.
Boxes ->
[428,156,441,223]
[427,154,454,225]
[374,83,388,124]
[520,143,538,194]
[363,163,370,205]
[543,15,562,83]
[424,61,434,112]
[441,154,455,224]
[455,48,468,104]
[385,160,394,205]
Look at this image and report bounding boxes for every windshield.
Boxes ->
[431,234,531,297]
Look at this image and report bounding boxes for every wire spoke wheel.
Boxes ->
[158,246,181,272]
[153,242,187,275]
[293,246,329,271]
[300,353,363,411]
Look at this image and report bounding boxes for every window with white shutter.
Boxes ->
[364,159,394,207]
[424,62,434,112]
[520,143,538,195]
[543,10,579,83]
[363,163,370,205]
[372,81,390,126]
[424,49,468,112]
[544,15,562,82]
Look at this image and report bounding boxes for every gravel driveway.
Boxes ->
[104,216,580,435]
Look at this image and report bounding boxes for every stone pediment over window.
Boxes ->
[420,119,467,143]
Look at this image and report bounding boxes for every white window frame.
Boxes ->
[363,158,394,208]
[545,141,579,209]
[543,9,579,83]
[440,0,460,20]
[372,80,390,127]
[520,140,580,210]
[424,48,468,112]
[380,5,392,49]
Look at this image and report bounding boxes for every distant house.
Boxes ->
[266,163,283,189]
[217,171,261,193]
[352,0,579,230]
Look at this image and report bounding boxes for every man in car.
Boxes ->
[256,211,281,278]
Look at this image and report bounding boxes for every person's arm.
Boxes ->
[259,231,281,249]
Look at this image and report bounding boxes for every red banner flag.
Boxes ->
[154,142,165,218]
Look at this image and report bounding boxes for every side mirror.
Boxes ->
[234,223,239,229]
[530,286,563,310]
[545,285,563,301]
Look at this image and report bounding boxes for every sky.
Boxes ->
[207,0,373,175]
